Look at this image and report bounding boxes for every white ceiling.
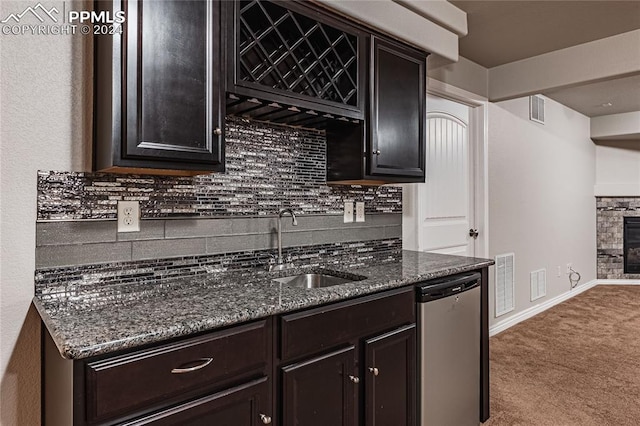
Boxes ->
[450,0,640,118]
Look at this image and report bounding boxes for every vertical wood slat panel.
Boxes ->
[424,115,468,220]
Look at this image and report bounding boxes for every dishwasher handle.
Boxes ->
[416,272,481,302]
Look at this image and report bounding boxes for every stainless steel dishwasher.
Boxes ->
[417,272,481,426]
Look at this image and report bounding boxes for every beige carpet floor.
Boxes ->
[483,285,640,426]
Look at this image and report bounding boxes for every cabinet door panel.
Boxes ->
[364,324,416,426]
[124,0,223,164]
[370,37,425,178]
[125,377,270,426]
[282,346,357,426]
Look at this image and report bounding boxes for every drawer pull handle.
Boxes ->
[369,367,379,376]
[260,414,272,424]
[349,375,360,384]
[170,357,213,374]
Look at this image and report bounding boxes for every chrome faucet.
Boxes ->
[270,208,298,271]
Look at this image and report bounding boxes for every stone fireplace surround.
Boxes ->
[597,197,640,279]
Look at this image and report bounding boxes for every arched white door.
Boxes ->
[404,94,475,256]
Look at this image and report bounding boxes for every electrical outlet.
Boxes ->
[566,262,572,274]
[355,202,365,222]
[344,201,354,223]
[118,201,140,233]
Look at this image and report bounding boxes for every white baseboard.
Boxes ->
[597,279,640,285]
[489,279,598,337]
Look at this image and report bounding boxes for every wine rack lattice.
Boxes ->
[238,0,359,107]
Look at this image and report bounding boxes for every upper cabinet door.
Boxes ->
[120,0,224,168]
[94,0,225,174]
[369,36,426,179]
[227,0,367,120]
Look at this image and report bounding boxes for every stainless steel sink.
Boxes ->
[273,272,365,289]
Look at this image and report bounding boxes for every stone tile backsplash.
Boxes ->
[38,116,401,220]
[597,197,640,279]
[35,117,404,293]
[35,237,402,306]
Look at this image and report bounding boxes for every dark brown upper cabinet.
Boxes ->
[224,0,367,130]
[326,36,427,185]
[93,0,225,176]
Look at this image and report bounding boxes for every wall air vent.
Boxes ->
[495,253,515,317]
[530,268,546,301]
[529,95,545,124]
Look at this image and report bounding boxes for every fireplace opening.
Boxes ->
[624,217,640,273]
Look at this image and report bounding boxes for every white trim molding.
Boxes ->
[594,183,640,197]
[489,279,598,336]
[426,78,489,259]
[597,279,640,285]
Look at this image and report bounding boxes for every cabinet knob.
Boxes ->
[349,375,360,383]
[214,127,222,136]
[369,367,379,376]
[259,414,272,424]
[374,150,381,155]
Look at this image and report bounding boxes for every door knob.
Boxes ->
[469,228,479,239]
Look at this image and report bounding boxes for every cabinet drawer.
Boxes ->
[123,376,271,426]
[280,287,414,361]
[85,320,269,423]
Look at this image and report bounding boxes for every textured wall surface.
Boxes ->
[596,197,640,279]
[0,1,93,423]
[488,96,596,327]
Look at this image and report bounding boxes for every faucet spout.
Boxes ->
[279,208,297,225]
[271,208,298,271]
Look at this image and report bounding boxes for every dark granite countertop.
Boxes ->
[34,250,493,360]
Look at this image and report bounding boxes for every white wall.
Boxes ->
[595,140,640,196]
[428,55,488,99]
[591,112,640,141]
[0,0,91,423]
[487,96,596,327]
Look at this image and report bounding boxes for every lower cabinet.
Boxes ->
[281,346,357,426]
[44,287,419,426]
[123,377,271,426]
[364,325,416,426]
[278,287,416,426]
[44,319,274,425]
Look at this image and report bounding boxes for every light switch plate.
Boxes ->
[355,202,365,222]
[117,201,140,233]
[344,201,354,223]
